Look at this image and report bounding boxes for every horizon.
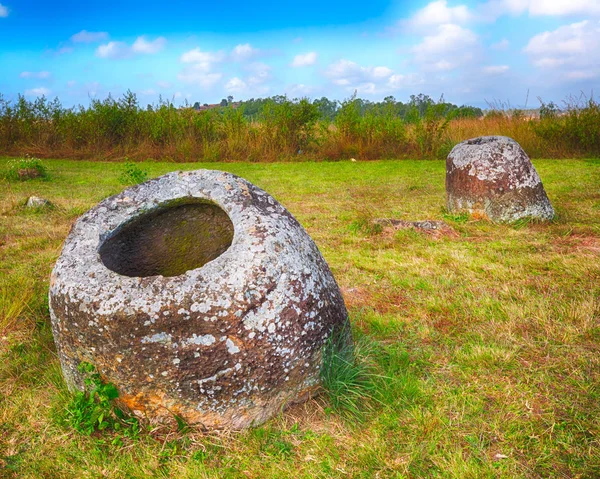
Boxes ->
[0,0,598,109]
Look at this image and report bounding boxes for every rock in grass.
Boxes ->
[375,219,457,239]
[25,196,52,208]
[446,136,554,222]
[49,169,350,429]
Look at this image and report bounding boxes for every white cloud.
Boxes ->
[324,59,418,94]
[225,77,247,93]
[0,3,8,17]
[141,89,156,95]
[180,48,225,65]
[412,23,479,71]
[483,65,509,74]
[178,48,225,88]
[526,0,600,16]
[156,81,173,89]
[325,59,393,86]
[20,71,51,79]
[524,20,600,79]
[291,52,317,67]
[25,87,50,97]
[287,83,315,96]
[96,41,130,59]
[398,0,600,36]
[406,0,473,29]
[230,43,260,61]
[96,36,166,59]
[71,30,108,43]
[222,63,273,95]
[178,68,223,87]
[246,62,272,85]
[66,80,77,88]
[132,36,166,54]
[181,49,223,64]
[481,0,600,18]
[490,38,509,50]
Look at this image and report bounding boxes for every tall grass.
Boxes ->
[0,91,599,161]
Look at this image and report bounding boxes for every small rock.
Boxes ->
[25,196,52,208]
[446,136,554,222]
[494,453,509,460]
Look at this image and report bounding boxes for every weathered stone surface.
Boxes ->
[49,169,349,429]
[446,136,554,222]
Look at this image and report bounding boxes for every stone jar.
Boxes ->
[49,169,350,429]
[446,136,554,222]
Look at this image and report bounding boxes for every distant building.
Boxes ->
[192,102,242,111]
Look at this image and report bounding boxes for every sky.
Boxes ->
[0,0,598,108]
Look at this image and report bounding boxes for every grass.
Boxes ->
[1,157,599,478]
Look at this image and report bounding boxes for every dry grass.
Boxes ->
[0,157,599,478]
[1,96,599,162]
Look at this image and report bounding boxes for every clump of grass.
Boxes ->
[65,362,140,442]
[5,156,48,181]
[119,160,148,185]
[348,204,384,235]
[348,217,383,235]
[320,326,384,421]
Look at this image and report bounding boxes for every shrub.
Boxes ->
[5,156,48,181]
[411,102,451,159]
[535,97,600,157]
[0,90,598,161]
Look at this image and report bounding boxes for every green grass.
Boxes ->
[1,157,599,478]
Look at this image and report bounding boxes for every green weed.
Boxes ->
[119,160,148,185]
[65,362,140,440]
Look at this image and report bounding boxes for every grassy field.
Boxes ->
[1,157,599,478]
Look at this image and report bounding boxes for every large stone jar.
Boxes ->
[446,136,554,222]
[49,170,349,429]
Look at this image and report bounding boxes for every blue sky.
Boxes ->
[0,0,598,107]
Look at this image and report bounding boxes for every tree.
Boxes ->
[220,98,228,107]
[193,102,201,110]
[227,95,234,105]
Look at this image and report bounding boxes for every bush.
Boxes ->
[5,156,48,181]
[0,91,598,161]
[535,97,600,157]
